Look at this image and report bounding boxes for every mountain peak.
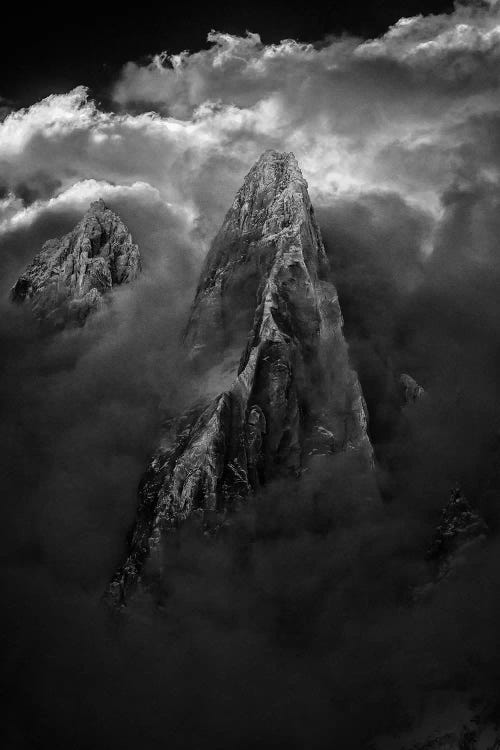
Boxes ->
[11,200,141,326]
[185,149,328,357]
[88,197,109,212]
[108,151,374,606]
[231,149,311,234]
[251,149,301,174]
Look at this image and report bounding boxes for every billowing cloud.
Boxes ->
[357,0,500,76]
[0,1,498,259]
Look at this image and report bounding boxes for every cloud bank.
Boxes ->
[1,0,499,238]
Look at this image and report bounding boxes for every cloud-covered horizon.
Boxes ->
[1,1,499,256]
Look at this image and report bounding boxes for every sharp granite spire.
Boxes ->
[108,150,374,606]
[11,199,142,326]
[185,150,330,356]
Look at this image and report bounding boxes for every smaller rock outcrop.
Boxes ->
[426,485,488,582]
[11,198,141,326]
[400,373,426,405]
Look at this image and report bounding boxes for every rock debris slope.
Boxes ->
[11,198,141,326]
[108,150,374,605]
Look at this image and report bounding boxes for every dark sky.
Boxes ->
[3,0,455,106]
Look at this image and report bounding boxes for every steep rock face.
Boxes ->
[11,199,141,326]
[108,151,373,605]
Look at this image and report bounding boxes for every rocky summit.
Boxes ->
[108,150,374,606]
[11,198,141,326]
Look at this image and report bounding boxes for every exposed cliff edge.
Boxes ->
[11,198,141,326]
[108,150,374,606]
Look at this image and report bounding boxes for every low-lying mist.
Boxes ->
[2,182,500,748]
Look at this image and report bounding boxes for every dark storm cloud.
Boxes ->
[1,2,500,748]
